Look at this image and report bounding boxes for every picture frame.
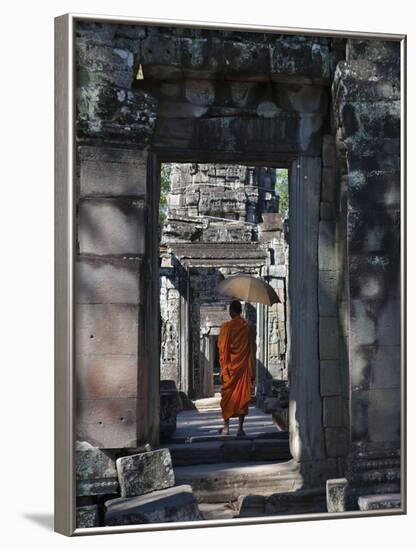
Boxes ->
[55,13,406,536]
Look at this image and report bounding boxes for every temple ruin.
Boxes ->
[72,19,402,527]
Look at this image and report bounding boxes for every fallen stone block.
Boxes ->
[326,477,348,512]
[76,441,117,479]
[358,493,401,511]
[76,441,119,497]
[116,449,175,497]
[76,504,100,528]
[238,495,266,517]
[264,488,326,515]
[105,485,202,525]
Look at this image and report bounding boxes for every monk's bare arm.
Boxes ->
[249,325,256,382]
[218,322,228,383]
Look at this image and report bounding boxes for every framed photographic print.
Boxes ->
[54,12,406,536]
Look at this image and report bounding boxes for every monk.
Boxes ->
[217,300,255,436]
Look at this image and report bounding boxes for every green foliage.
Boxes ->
[275,168,289,217]
[159,164,171,226]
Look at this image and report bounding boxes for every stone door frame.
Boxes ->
[150,150,325,461]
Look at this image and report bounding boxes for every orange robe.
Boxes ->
[218,316,254,421]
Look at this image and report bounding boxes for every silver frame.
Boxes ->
[54,13,407,536]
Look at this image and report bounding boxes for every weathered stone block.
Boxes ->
[76,258,141,304]
[326,477,347,512]
[224,41,270,81]
[76,354,138,399]
[269,265,286,277]
[325,427,349,457]
[77,398,138,449]
[323,396,344,427]
[320,360,341,396]
[319,317,339,360]
[239,495,266,517]
[319,221,336,271]
[185,79,215,106]
[229,81,256,108]
[321,166,336,203]
[76,440,117,479]
[160,389,179,441]
[80,159,147,197]
[264,488,327,515]
[77,479,119,497]
[347,170,400,211]
[76,21,117,44]
[319,270,337,316]
[77,85,157,142]
[78,199,146,257]
[368,388,401,443]
[77,42,135,88]
[369,345,401,389]
[78,145,147,164]
[270,39,330,82]
[140,36,182,79]
[105,485,202,525]
[76,504,100,528]
[322,134,336,167]
[76,440,119,495]
[116,449,175,497]
[350,299,377,349]
[76,304,138,355]
[180,37,223,78]
[346,142,400,173]
[349,257,396,300]
[334,60,400,86]
[347,40,400,63]
[376,298,401,347]
[357,493,401,511]
[320,201,336,220]
[340,101,400,140]
[350,389,370,443]
[275,84,328,114]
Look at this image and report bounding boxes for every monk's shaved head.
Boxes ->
[229,300,242,317]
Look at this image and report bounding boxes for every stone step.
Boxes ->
[199,502,239,520]
[357,493,401,511]
[193,395,221,411]
[239,487,327,518]
[104,484,203,526]
[167,430,289,445]
[166,438,291,466]
[174,459,303,503]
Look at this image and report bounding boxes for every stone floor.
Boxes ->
[158,396,304,520]
[172,397,280,442]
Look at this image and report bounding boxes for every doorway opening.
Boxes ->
[158,161,290,441]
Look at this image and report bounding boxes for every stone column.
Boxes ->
[288,156,326,464]
[332,39,401,507]
[75,146,152,449]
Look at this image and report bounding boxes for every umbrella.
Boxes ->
[216,274,280,306]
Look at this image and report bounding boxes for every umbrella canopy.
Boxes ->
[216,274,280,306]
